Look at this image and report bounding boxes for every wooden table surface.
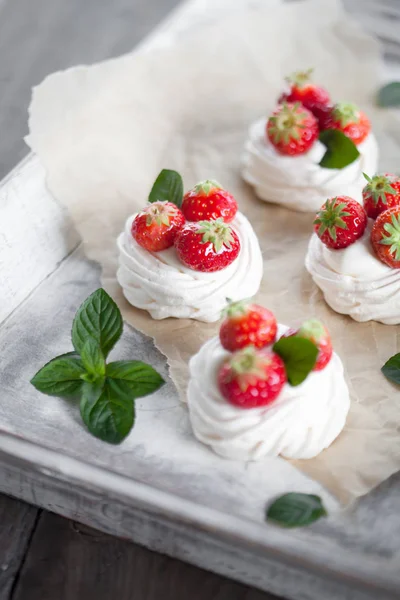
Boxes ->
[0,0,280,598]
[1,0,399,599]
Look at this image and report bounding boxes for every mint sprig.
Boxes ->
[273,336,318,386]
[318,129,360,169]
[266,493,327,528]
[31,289,164,444]
[148,169,184,208]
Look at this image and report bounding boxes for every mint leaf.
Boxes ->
[31,353,85,396]
[382,353,400,384]
[31,288,164,444]
[80,379,134,444]
[319,129,360,169]
[80,338,105,378]
[72,289,122,358]
[266,493,327,528]
[273,336,318,386]
[377,82,400,107]
[106,360,164,398]
[148,169,184,208]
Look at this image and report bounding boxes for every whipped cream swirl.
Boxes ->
[306,220,400,324]
[241,117,378,212]
[117,211,263,322]
[187,329,350,460]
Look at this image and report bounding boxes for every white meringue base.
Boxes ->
[241,117,379,212]
[187,329,350,461]
[117,211,263,322]
[305,220,400,324]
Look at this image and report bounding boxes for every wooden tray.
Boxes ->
[1,2,400,599]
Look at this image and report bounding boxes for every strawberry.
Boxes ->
[182,180,238,223]
[131,201,185,252]
[322,102,370,145]
[371,206,400,268]
[279,68,331,119]
[281,319,332,371]
[219,300,277,352]
[218,346,286,408]
[266,102,318,156]
[174,218,240,272]
[312,102,334,130]
[314,196,368,250]
[362,173,400,220]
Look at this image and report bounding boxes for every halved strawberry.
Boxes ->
[267,102,318,156]
[371,206,400,268]
[131,201,185,252]
[281,319,332,371]
[219,300,277,352]
[218,346,286,408]
[174,218,240,272]
[182,180,238,223]
[362,173,400,220]
[323,102,370,145]
[314,196,368,250]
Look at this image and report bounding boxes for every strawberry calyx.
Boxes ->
[228,346,270,392]
[314,198,351,243]
[298,318,326,343]
[268,102,308,145]
[363,173,397,206]
[222,298,250,319]
[197,218,236,253]
[144,201,176,227]
[285,68,313,88]
[193,179,222,195]
[332,102,360,127]
[378,213,400,260]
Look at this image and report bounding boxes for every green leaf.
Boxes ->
[80,338,105,377]
[148,169,184,208]
[266,493,327,528]
[377,82,400,107]
[273,336,318,386]
[382,353,400,385]
[318,129,360,169]
[31,353,86,397]
[106,360,164,398]
[80,379,134,444]
[71,288,123,358]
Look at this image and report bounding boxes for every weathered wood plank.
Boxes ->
[0,156,80,323]
[11,512,280,600]
[0,0,180,179]
[0,495,38,600]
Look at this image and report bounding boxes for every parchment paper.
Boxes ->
[26,0,400,503]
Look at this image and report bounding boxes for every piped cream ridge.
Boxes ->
[117,211,263,322]
[241,117,378,212]
[306,220,400,324]
[187,328,350,460]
